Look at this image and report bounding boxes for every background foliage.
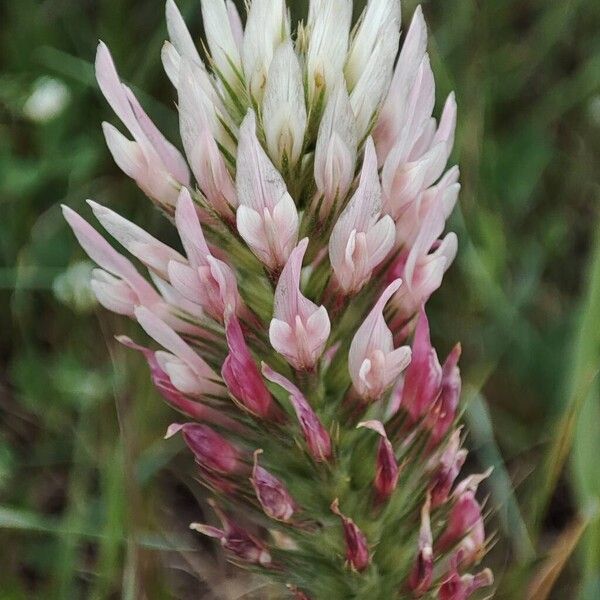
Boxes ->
[1,0,599,598]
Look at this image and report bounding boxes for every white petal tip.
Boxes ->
[165,422,184,439]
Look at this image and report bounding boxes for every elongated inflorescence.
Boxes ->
[63,1,493,598]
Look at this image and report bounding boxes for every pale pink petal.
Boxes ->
[385,346,413,381]
[201,0,243,87]
[270,238,330,369]
[90,270,137,315]
[305,306,332,354]
[161,41,180,87]
[236,205,272,266]
[235,111,299,268]
[242,0,290,101]
[135,306,220,389]
[95,41,141,137]
[420,142,449,190]
[236,111,289,213]
[268,319,295,361]
[96,41,190,200]
[177,50,226,125]
[365,215,395,269]
[101,122,145,180]
[271,193,300,263]
[206,255,240,317]
[262,41,307,166]
[62,205,159,307]
[409,117,437,159]
[349,279,410,399]
[375,5,428,162]
[168,261,203,304]
[314,80,357,191]
[273,238,311,323]
[349,25,400,139]
[411,232,458,303]
[433,92,457,160]
[352,279,403,357]
[404,205,446,287]
[226,1,244,51]
[306,0,352,102]
[156,351,210,396]
[345,0,401,89]
[356,419,387,437]
[174,188,211,267]
[149,272,204,323]
[410,56,436,137]
[177,59,237,217]
[124,86,190,185]
[166,0,202,65]
[329,138,392,293]
[87,199,185,278]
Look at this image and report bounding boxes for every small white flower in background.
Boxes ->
[53,260,96,312]
[62,1,493,598]
[588,94,600,126]
[23,77,70,122]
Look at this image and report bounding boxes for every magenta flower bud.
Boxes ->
[400,306,442,422]
[445,470,492,566]
[222,315,275,419]
[357,420,399,502]
[251,450,297,522]
[438,567,494,600]
[330,499,370,572]
[166,423,240,474]
[429,430,468,508]
[436,490,484,562]
[426,343,462,446]
[262,364,332,461]
[191,501,272,566]
[408,495,433,596]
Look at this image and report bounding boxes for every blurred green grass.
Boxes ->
[1,0,599,598]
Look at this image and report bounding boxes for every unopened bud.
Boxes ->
[262,364,332,461]
[437,490,485,564]
[222,315,275,419]
[439,567,493,600]
[400,307,442,422]
[408,494,433,595]
[330,498,370,572]
[426,343,462,446]
[191,501,271,566]
[166,423,240,474]
[357,420,399,502]
[251,450,297,522]
[429,430,467,508]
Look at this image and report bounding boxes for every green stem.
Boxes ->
[570,217,600,599]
